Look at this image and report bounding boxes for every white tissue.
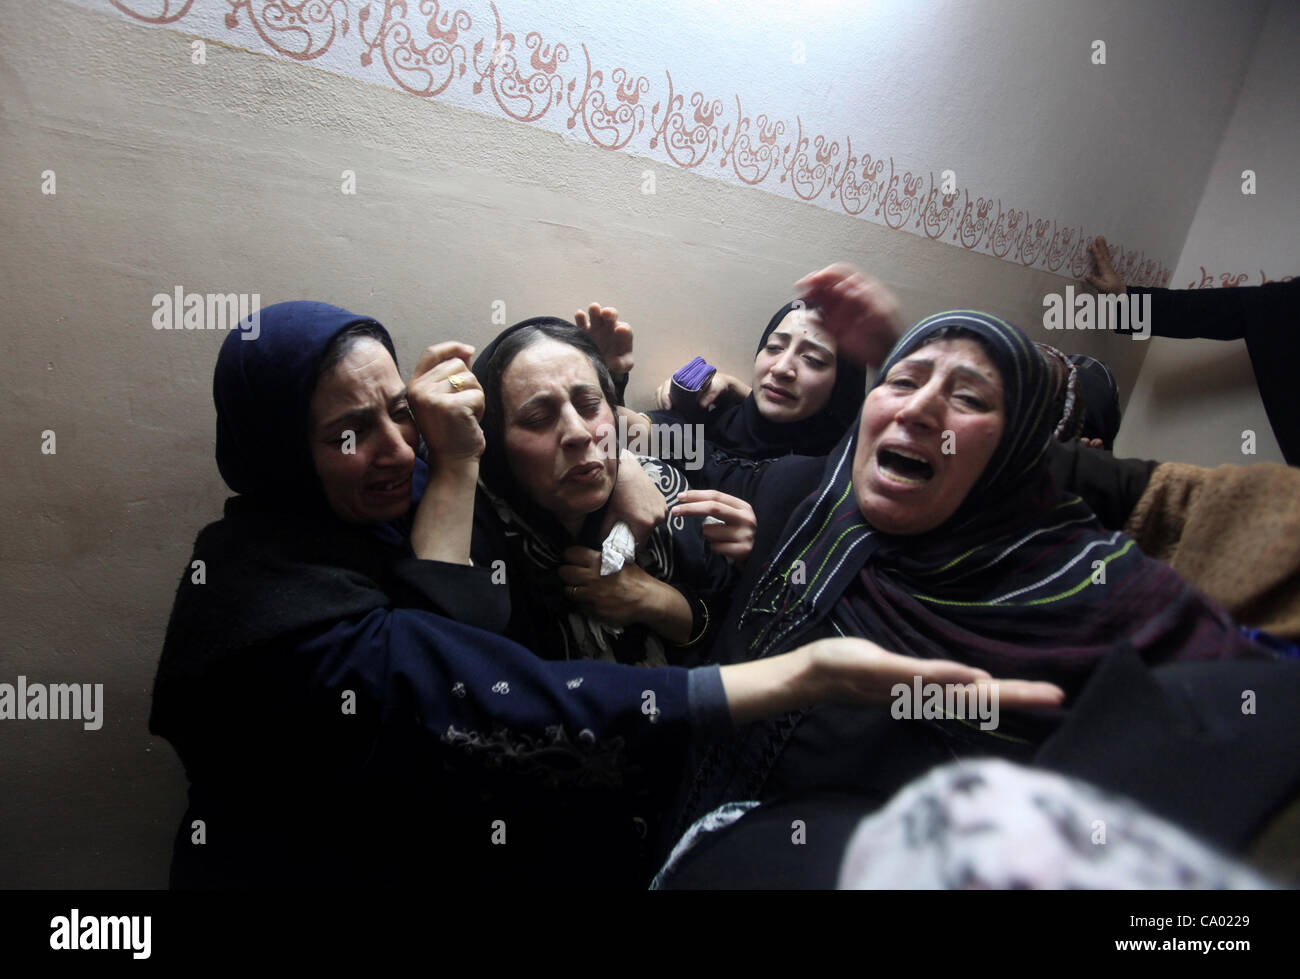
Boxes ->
[600,521,637,575]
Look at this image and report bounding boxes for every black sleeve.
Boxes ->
[392,558,510,633]
[1045,440,1159,529]
[1128,281,1299,342]
[662,525,739,663]
[1127,281,1300,464]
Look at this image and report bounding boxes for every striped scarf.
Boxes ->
[738,311,1256,694]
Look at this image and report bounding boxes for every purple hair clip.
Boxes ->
[669,356,717,420]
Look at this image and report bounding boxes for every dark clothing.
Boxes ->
[667,311,1293,866]
[1128,281,1300,465]
[152,475,724,888]
[152,302,732,889]
[646,299,868,472]
[665,646,1300,887]
[471,456,735,666]
[1044,439,1158,529]
[469,317,737,665]
[1067,353,1122,449]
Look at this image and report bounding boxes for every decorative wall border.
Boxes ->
[99,0,1185,286]
[1185,267,1293,289]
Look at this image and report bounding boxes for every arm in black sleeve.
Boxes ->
[297,607,733,772]
[660,518,740,663]
[392,558,510,633]
[1045,440,1159,529]
[1127,281,1300,463]
[1127,281,1298,342]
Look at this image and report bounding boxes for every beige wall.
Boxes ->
[0,0,1250,887]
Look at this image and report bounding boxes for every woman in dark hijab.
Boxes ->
[647,300,869,461]
[470,317,736,666]
[1037,342,1123,449]
[155,301,1003,888]
[660,309,1300,886]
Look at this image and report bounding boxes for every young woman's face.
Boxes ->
[501,338,618,534]
[751,309,839,423]
[852,337,1005,535]
[309,337,419,524]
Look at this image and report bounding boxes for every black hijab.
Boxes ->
[472,317,622,553]
[1068,353,1122,449]
[694,300,868,460]
[154,302,424,720]
[473,318,657,663]
[214,300,395,512]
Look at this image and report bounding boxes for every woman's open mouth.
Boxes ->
[762,384,796,403]
[876,447,934,485]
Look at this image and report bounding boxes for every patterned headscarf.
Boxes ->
[735,310,1254,693]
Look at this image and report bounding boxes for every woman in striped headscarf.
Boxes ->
[659,307,1300,885]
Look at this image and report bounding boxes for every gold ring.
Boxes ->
[447,374,465,392]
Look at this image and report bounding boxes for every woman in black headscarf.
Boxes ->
[469,317,737,666]
[155,301,1000,888]
[659,308,1300,886]
[1037,342,1123,449]
[646,299,870,462]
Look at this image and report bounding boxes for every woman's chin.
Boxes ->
[552,479,614,521]
[855,484,939,536]
[755,394,795,422]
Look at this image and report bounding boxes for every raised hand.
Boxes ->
[575,302,635,376]
[407,341,485,465]
[1084,236,1126,295]
[653,369,749,412]
[671,489,757,567]
[794,263,905,369]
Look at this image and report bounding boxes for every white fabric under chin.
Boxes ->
[599,521,637,576]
